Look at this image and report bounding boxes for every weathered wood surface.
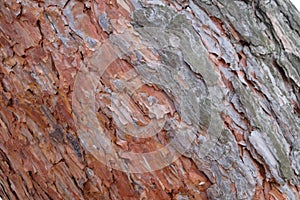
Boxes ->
[0,0,299,199]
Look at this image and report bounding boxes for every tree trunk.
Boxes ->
[0,0,299,199]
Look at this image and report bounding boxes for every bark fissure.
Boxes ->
[0,0,299,199]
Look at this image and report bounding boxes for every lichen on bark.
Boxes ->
[0,0,299,199]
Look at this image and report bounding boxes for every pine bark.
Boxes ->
[0,0,299,199]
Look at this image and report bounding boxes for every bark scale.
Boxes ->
[0,0,299,199]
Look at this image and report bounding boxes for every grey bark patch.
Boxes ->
[50,127,64,143]
[98,13,113,34]
[66,133,83,159]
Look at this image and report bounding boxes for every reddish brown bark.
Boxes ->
[0,0,300,199]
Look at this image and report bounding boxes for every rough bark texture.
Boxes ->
[0,0,300,199]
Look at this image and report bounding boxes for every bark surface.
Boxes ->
[0,0,299,199]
